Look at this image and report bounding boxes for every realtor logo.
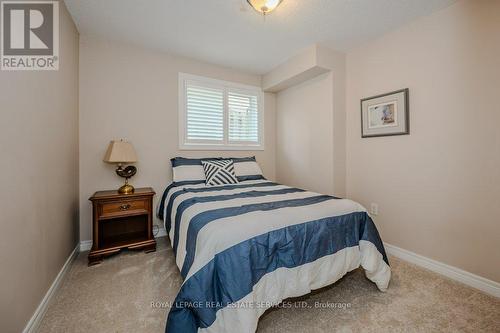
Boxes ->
[1,0,59,70]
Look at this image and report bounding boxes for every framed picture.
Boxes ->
[361,88,409,138]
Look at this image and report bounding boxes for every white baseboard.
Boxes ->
[156,226,167,238]
[384,242,500,298]
[22,244,79,333]
[79,240,92,252]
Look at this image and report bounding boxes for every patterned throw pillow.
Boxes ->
[201,159,238,186]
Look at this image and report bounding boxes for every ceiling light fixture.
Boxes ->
[247,0,283,15]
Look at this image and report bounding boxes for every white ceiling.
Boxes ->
[64,0,456,74]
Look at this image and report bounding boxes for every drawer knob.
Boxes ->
[120,203,131,210]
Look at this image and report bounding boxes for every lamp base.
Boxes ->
[118,183,135,194]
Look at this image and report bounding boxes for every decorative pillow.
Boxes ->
[201,159,238,186]
[233,156,265,181]
[171,157,205,183]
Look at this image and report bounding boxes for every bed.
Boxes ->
[158,158,391,333]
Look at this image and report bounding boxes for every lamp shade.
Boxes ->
[103,140,137,163]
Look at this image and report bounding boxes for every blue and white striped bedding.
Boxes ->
[158,179,391,333]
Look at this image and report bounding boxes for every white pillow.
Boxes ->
[171,157,205,183]
[233,157,264,181]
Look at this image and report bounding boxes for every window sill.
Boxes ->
[179,143,265,151]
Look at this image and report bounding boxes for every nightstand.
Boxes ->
[88,187,156,265]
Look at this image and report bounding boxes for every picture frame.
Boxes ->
[361,88,409,138]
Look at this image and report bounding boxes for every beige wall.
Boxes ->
[346,0,500,282]
[0,2,80,332]
[79,36,276,242]
[275,49,346,197]
[276,72,335,194]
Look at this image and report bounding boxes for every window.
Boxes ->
[179,73,264,150]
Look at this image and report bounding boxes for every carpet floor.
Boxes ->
[38,237,499,333]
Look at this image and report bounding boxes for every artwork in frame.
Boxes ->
[361,88,409,138]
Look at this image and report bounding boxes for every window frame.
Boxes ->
[178,73,264,151]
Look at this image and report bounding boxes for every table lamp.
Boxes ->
[103,139,138,194]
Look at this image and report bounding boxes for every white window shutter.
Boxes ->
[186,83,224,141]
[179,73,263,150]
[228,90,259,143]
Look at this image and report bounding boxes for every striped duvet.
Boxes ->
[158,179,391,333]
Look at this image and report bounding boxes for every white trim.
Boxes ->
[156,226,167,238]
[384,242,500,298]
[178,72,265,151]
[179,72,262,99]
[79,240,92,252]
[22,244,79,333]
[179,143,264,151]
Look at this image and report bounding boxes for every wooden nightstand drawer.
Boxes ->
[100,199,147,218]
